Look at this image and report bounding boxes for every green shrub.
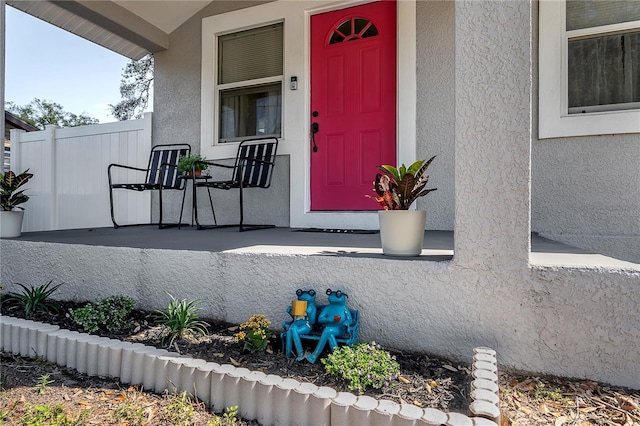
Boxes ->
[7,280,63,319]
[322,342,400,394]
[154,293,208,347]
[70,295,135,333]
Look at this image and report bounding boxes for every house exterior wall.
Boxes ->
[151,0,289,227]
[531,3,640,264]
[415,1,455,231]
[4,0,640,389]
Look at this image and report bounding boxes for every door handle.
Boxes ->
[311,122,319,152]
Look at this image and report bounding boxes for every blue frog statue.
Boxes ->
[282,289,317,361]
[306,289,353,364]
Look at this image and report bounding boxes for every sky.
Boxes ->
[5,6,133,124]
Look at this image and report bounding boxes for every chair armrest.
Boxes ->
[201,160,235,170]
[108,163,148,173]
[108,163,148,186]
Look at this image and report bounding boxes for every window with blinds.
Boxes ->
[217,23,284,143]
[566,1,640,114]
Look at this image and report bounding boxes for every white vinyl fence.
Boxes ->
[9,113,152,232]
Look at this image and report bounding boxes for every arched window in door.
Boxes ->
[328,17,378,44]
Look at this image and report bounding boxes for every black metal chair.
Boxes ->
[108,143,191,228]
[193,137,278,232]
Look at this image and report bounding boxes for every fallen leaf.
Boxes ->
[579,406,598,413]
[229,357,242,366]
[619,396,639,411]
[429,380,438,388]
[520,407,532,415]
[413,400,422,407]
[443,364,458,372]
[227,326,238,332]
[212,353,224,358]
[63,393,70,401]
[73,390,83,397]
[398,376,410,384]
[555,415,568,426]
[425,383,432,393]
[538,403,550,414]
[399,398,407,404]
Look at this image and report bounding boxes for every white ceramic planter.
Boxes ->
[0,210,24,238]
[378,210,426,256]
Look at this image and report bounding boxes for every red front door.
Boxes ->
[310,1,396,211]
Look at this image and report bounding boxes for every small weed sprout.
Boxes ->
[70,295,135,333]
[209,405,240,426]
[35,374,54,394]
[154,293,209,347]
[234,314,271,352]
[533,381,571,405]
[7,280,63,319]
[322,341,400,394]
[164,391,199,425]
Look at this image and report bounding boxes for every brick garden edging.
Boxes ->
[1,316,500,425]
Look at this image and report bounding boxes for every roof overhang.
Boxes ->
[7,1,210,60]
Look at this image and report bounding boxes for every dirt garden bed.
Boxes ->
[1,300,639,425]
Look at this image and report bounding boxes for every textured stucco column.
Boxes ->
[453,1,532,269]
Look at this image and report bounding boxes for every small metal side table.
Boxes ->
[178,174,216,228]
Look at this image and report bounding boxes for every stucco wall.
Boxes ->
[529,3,640,264]
[415,1,455,231]
[151,0,289,227]
[2,240,639,389]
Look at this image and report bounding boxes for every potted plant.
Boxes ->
[177,154,209,176]
[1,169,34,238]
[368,156,437,256]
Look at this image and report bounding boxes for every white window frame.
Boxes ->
[539,1,640,139]
[216,24,284,144]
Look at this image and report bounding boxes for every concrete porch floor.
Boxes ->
[10,226,639,269]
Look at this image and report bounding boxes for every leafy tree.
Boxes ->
[5,98,99,130]
[110,54,154,121]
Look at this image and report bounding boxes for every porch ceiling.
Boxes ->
[6,0,211,60]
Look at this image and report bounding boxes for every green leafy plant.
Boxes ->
[177,154,209,175]
[322,341,400,394]
[209,405,240,426]
[368,156,437,210]
[35,374,54,394]
[70,295,135,333]
[0,169,34,211]
[234,314,271,352]
[154,293,209,347]
[7,280,63,319]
